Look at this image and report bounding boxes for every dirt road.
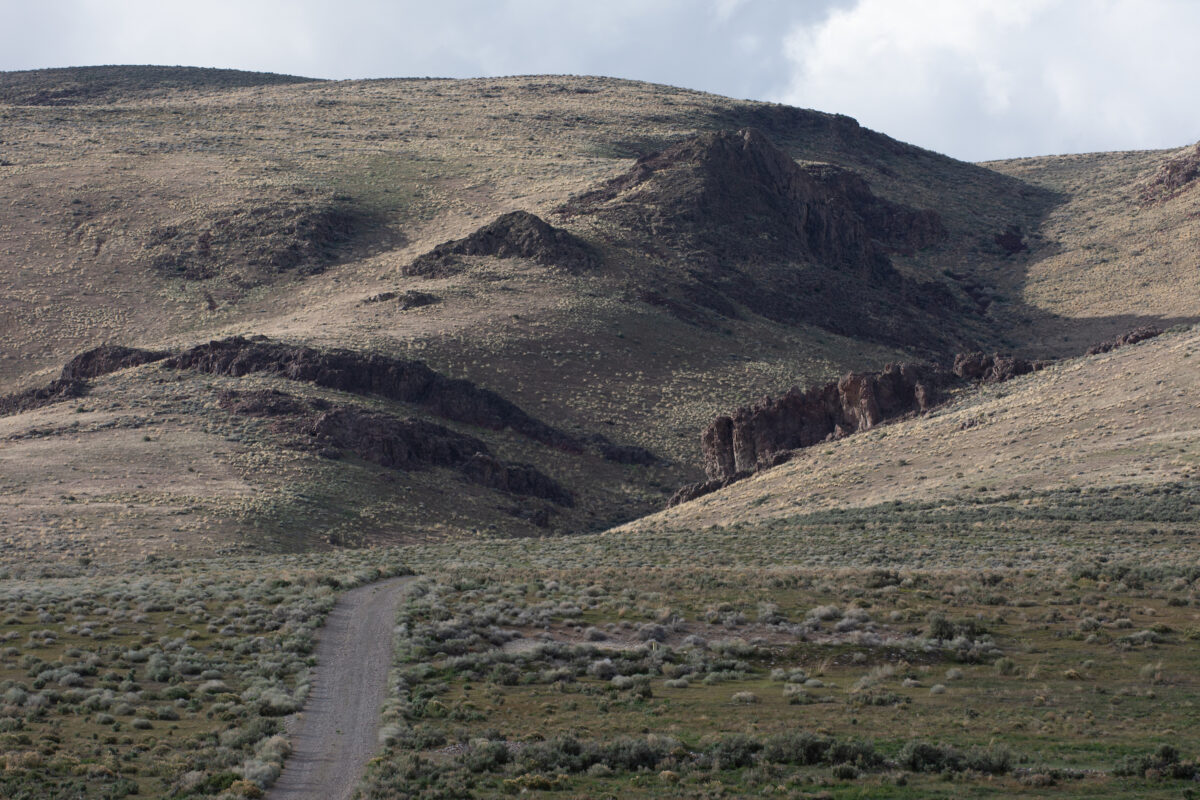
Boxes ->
[268,575,414,800]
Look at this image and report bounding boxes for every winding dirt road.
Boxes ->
[268,575,414,800]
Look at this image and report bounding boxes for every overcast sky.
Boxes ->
[2,0,1197,161]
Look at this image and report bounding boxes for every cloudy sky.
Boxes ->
[2,0,1197,161]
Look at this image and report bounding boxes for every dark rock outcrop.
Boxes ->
[993,224,1027,255]
[217,388,313,417]
[2,344,167,418]
[563,128,944,268]
[217,391,573,505]
[558,128,964,351]
[681,347,1058,504]
[60,344,168,380]
[460,453,575,507]
[147,192,361,281]
[701,362,944,480]
[0,379,88,417]
[587,434,658,465]
[1086,326,1163,355]
[397,290,440,310]
[951,352,1045,383]
[165,336,580,451]
[406,210,596,276]
[667,471,753,508]
[361,290,440,308]
[1141,144,1200,203]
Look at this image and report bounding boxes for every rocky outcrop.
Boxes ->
[681,347,1058,504]
[60,344,168,380]
[587,434,658,466]
[1141,144,1200,204]
[993,224,1027,255]
[562,128,944,268]
[362,290,440,308]
[0,379,87,417]
[951,352,1045,383]
[165,336,580,451]
[557,128,965,351]
[406,210,596,276]
[701,363,944,480]
[397,290,440,310]
[668,471,753,508]
[217,388,314,417]
[170,336,652,465]
[1086,326,1163,355]
[218,390,573,506]
[1,344,167,418]
[147,191,360,281]
[459,453,575,507]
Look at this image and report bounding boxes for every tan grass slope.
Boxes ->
[623,326,1199,534]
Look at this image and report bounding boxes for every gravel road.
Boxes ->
[268,575,414,800]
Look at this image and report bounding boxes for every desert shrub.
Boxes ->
[1114,745,1198,779]
[898,741,964,773]
[462,739,509,773]
[708,734,762,769]
[965,743,1015,774]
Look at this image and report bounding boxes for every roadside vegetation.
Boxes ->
[0,552,408,799]
[2,489,1199,798]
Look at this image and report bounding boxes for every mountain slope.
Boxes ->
[1,67,1198,558]
[624,325,1199,536]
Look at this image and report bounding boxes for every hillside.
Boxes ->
[1,67,1197,558]
[624,325,1199,544]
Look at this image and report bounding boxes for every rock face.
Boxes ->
[1086,326,1163,355]
[218,390,573,506]
[951,352,1044,383]
[1141,144,1200,203]
[558,128,963,351]
[60,344,168,380]
[701,363,944,480]
[397,290,440,310]
[406,210,597,276]
[166,336,579,451]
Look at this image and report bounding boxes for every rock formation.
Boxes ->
[951,352,1044,383]
[60,344,169,380]
[147,192,361,281]
[675,347,1062,506]
[165,336,580,451]
[558,127,967,351]
[700,362,944,481]
[1,344,167,417]
[1086,326,1163,355]
[0,379,88,417]
[406,210,596,276]
[218,390,573,506]
[1141,144,1200,204]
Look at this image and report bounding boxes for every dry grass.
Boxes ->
[629,325,1199,534]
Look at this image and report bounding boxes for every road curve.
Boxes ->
[268,575,415,800]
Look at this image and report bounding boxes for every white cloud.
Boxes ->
[776,0,1200,160]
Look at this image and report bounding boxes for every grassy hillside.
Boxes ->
[1,67,1198,556]
[626,325,1199,541]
